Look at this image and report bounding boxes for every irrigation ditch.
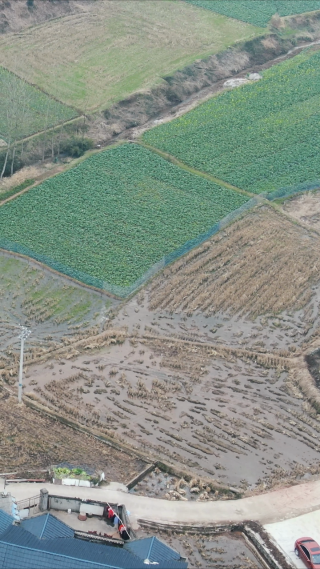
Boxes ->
[91,17,320,147]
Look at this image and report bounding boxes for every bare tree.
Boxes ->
[0,70,32,179]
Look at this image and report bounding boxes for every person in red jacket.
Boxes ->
[118,523,129,541]
[106,506,115,523]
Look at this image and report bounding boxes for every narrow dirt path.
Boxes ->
[138,140,254,198]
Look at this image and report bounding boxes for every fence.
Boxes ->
[0,176,319,299]
[16,494,40,517]
[0,196,261,299]
[263,179,320,202]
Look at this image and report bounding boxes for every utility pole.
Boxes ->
[18,326,31,404]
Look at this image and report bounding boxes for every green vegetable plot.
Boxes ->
[185,1,320,26]
[0,67,78,141]
[0,144,248,287]
[144,49,320,194]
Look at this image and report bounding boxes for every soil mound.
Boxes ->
[0,0,91,34]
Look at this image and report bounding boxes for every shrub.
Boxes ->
[60,136,94,158]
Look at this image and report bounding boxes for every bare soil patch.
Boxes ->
[9,204,320,493]
[282,189,320,232]
[3,205,320,495]
[0,0,91,34]
[23,334,320,491]
[0,387,145,479]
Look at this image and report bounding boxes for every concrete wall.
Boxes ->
[49,495,82,512]
[80,503,104,516]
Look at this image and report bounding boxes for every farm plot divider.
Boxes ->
[0,196,261,299]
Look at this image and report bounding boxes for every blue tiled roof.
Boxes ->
[0,526,187,569]
[125,537,186,565]
[21,513,74,539]
[0,511,14,536]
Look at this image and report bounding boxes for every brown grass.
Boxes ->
[149,206,320,317]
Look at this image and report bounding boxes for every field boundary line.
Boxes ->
[137,140,255,198]
[0,140,127,207]
[0,62,82,120]
[140,332,292,367]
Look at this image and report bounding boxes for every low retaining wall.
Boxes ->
[126,463,155,490]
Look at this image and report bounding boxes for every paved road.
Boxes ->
[265,510,320,569]
[4,479,320,529]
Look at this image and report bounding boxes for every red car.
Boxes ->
[295,538,320,568]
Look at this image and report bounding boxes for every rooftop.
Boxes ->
[0,509,188,569]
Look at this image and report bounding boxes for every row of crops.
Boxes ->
[0,143,248,288]
[143,49,320,194]
[0,67,78,141]
[185,0,320,26]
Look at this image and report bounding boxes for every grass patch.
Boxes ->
[0,67,77,140]
[0,254,109,331]
[0,1,260,111]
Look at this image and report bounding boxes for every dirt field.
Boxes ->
[3,203,320,494]
[282,189,320,232]
[0,1,259,111]
[0,386,145,479]
[23,331,320,491]
[149,205,320,318]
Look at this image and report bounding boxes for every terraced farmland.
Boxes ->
[185,0,320,26]
[143,48,320,195]
[0,67,77,141]
[0,143,248,289]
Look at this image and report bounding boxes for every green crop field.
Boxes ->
[0,67,78,142]
[143,49,320,195]
[185,1,320,26]
[0,143,248,288]
[0,1,260,112]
